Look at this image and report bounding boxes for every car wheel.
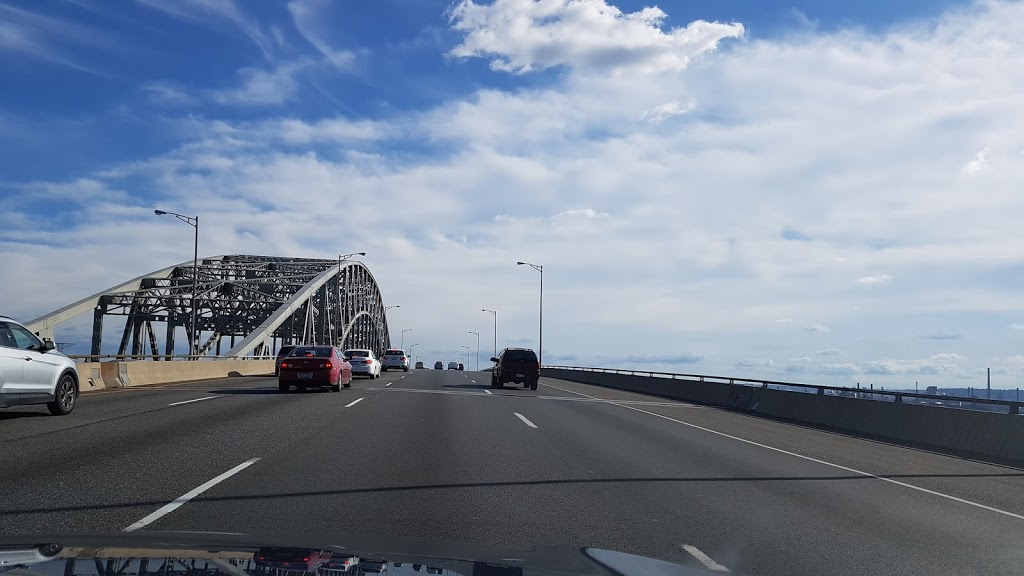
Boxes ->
[279,382,290,393]
[530,382,538,391]
[382,367,388,372]
[47,373,77,416]
[331,376,341,392]
[403,366,409,372]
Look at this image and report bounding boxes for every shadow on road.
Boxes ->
[442,384,492,390]
[0,410,48,420]
[5,472,1024,516]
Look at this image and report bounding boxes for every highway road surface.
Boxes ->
[2,368,1023,575]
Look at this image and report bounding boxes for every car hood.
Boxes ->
[0,532,727,576]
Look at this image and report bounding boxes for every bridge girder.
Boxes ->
[24,255,391,359]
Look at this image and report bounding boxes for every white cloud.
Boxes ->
[448,0,744,74]
[136,0,276,60]
[142,81,198,106]
[735,358,774,370]
[803,324,830,333]
[287,0,357,69]
[960,147,989,175]
[642,99,696,123]
[1011,324,1024,331]
[819,363,858,376]
[862,353,964,376]
[856,274,892,285]
[815,348,842,356]
[213,63,303,105]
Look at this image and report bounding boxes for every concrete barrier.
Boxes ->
[75,360,274,391]
[75,362,106,391]
[542,368,1024,466]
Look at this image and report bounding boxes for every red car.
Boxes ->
[278,346,351,393]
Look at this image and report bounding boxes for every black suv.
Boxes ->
[490,348,539,390]
[274,345,296,376]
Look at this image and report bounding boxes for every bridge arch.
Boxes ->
[25,255,392,359]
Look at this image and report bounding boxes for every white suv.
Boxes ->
[0,317,79,415]
[381,349,410,372]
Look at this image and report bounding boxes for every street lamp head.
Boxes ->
[154,210,167,215]
[517,261,525,265]
[356,252,366,256]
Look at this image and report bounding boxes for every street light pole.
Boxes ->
[408,343,418,361]
[482,309,496,359]
[383,305,399,349]
[461,345,470,368]
[517,262,543,368]
[469,331,480,371]
[155,209,200,359]
[401,328,412,350]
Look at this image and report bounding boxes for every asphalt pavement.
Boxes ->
[2,367,1023,576]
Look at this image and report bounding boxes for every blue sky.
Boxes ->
[3,0,1024,387]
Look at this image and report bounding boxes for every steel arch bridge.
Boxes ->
[24,255,392,359]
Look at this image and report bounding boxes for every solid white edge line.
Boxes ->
[542,383,1024,521]
[513,412,538,429]
[168,396,219,407]
[124,458,261,532]
[681,545,729,572]
[484,389,493,395]
[345,397,365,408]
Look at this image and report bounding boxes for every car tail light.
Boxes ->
[303,557,310,562]
[279,362,288,369]
[323,362,332,369]
[401,356,407,361]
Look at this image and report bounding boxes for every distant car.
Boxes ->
[434,361,443,370]
[0,316,79,416]
[255,548,332,572]
[344,349,381,379]
[381,349,410,372]
[359,559,387,574]
[321,554,359,574]
[458,363,464,371]
[274,345,296,376]
[0,544,63,571]
[278,346,351,393]
[448,362,459,370]
[415,361,424,369]
[491,347,539,390]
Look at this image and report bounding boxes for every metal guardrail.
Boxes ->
[544,365,1022,415]
[69,354,275,361]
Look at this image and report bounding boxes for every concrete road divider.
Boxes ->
[542,367,1024,466]
[76,360,274,390]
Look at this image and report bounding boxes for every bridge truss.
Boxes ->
[25,255,391,359]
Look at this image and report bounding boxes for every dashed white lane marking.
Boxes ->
[484,389,493,395]
[681,545,729,572]
[541,382,1024,522]
[345,397,365,408]
[124,458,261,532]
[168,396,219,406]
[385,382,392,387]
[513,412,538,429]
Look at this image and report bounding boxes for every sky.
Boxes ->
[2,0,1024,389]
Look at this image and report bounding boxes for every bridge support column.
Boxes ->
[91,304,106,357]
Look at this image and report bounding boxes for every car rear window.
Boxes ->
[345,350,370,357]
[385,349,405,356]
[289,346,333,358]
[276,346,296,357]
[504,350,538,362]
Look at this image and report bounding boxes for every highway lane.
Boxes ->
[1,368,1022,575]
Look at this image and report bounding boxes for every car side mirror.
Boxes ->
[490,357,499,363]
[42,339,56,351]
